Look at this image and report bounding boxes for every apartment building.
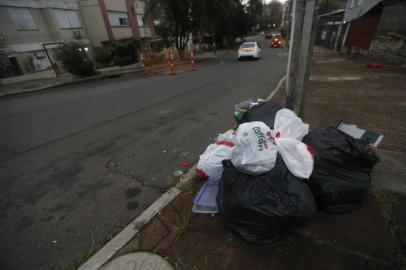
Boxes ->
[0,0,154,79]
[79,0,154,46]
[0,0,89,78]
[280,1,291,27]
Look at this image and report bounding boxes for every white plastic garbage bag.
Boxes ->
[275,138,314,179]
[231,121,277,175]
[273,109,309,141]
[196,131,236,181]
[268,108,313,179]
[216,130,236,144]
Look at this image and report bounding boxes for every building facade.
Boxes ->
[323,0,406,63]
[78,0,154,47]
[316,9,345,50]
[0,0,90,78]
[281,1,291,27]
[0,0,155,80]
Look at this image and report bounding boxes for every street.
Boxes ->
[0,38,287,270]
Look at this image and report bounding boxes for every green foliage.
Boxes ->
[55,42,96,77]
[93,46,113,65]
[263,0,283,30]
[155,23,172,46]
[247,0,264,30]
[172,210,190,241]
[61,226,123,270]
[109,38,140,66]
[179,177,205,195]
[148,0,249,49]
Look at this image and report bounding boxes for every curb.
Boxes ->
[0,75,111,98]
[77,165,197,270]
[266,75,286,101]
[0,51,231,98]
[77,75,287,270]
[0,63,174,98]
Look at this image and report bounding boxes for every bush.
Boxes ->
[110,38,140,66]
[94,46,113,65]
[55,42,96,77]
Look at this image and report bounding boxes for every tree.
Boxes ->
[246,0,264,31]
[148,0,195,49]
[109,38,140,66]
[202,0,248,44]
[269,0,282,27]
[147,0,249,49]
[263,0,282,30]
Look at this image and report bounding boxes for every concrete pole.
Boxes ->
[286,0,318,117]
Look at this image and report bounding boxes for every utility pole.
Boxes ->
[286,0,318,116]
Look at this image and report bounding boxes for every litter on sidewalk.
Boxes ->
[217,157,316,244]
[337,121,384,146]
[196,130,236,181]
[192,180,219,214]
[192,100,381,243]
[303,127,380,213]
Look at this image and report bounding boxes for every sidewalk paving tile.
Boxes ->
[94,47,406,270]
[139,218,169,251]
[300,194,394,259]
[216,235,391,270]
[127,192,399,270]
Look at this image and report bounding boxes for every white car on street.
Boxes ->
[238,42,261,60]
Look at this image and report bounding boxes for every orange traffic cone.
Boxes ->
[164,51,170,74]
[169,53,176,75]
[190,51,197,71]
[140,53,149,75]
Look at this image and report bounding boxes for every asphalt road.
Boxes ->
[0,37,287,270]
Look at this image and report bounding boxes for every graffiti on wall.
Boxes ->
[371,33,406,59]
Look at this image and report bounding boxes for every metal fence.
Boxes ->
[0,32,65,79]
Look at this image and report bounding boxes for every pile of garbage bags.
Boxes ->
[218,157,316,244]
[193,101,379,244]
[303,127,379,213]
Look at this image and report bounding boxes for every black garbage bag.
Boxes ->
[240,101,283,129]
[303,127,379,214]
[217,155,316,244]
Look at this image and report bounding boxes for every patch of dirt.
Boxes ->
[272,47,406,152]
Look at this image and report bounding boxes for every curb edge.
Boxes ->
[77,75,286,270]
[77,166,197,270]
[266,75,286,101]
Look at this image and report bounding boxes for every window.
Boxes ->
[54,9,81,28]
[136,14,148,27]
[240,43,255,48]
[8,7,37,30]
[108,12,129,27]
[119,17,129,25]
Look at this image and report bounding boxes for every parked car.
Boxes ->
[238,42,261,60]
[271,38,282,48]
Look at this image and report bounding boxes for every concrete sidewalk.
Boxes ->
[0,50,230,97]
[74,47,406,270]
